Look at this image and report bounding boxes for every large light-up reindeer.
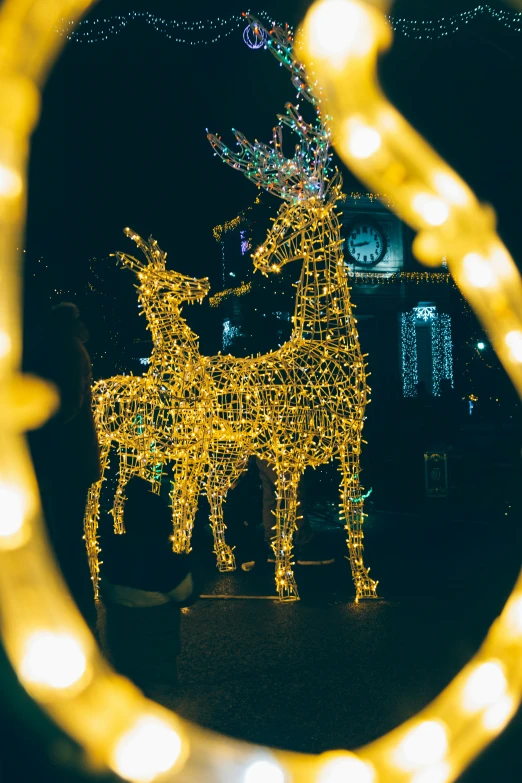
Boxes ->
[198,17,379,601]
[83,229,215,594]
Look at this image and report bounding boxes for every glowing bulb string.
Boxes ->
[56,4,522,45]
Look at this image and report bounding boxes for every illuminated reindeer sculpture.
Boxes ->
[83,229,214,594]
[201,17,379,601]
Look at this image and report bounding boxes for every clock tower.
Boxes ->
[341,193,404,275]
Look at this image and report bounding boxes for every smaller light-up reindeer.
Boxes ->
[84,229,212,594]
[201,17,379,601]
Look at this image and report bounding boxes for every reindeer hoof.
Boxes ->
[216,548,236,572]
[276,573,300,602]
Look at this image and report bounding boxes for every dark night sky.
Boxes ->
[24,0,522,363]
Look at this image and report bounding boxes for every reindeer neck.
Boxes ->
[292,207,358,346]
[137,292,201,367]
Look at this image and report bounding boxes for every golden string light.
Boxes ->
[205,14,377,603]
[212,194,261,242]
[0,1,521,782]
[84,229,217,596]
[89,15,378,605]
[208,280,252,307]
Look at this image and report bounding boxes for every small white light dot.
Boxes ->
[505,331,522,363]
[412,194,449,226]
[463,253,494,288]
[318,754,374,783]
[20,632,86,690]
[243,758,285,783]
[462,661,507,712]
[395,721,448,770]
[112,717,182,783]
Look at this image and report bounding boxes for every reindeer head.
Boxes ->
[116,228,210,304]
[252,171,344,274]
[207,16,332,205]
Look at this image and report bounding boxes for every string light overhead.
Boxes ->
[56,5,522,45]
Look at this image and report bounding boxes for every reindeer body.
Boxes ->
[84,232,212,595]
[201,190,376,600]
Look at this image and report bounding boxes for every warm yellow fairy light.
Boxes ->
[0,2,521,783]
[461,661,507,712]
[243,757,286,783]
[411,763,451,783]
[111,716,183,783]
[0,162,22,198]
[482,694,515,732]
[505,330,522,363]
[0,330,11,358]
[462,253,495,289]
[394,721,448,771]
[0,482,24,540]
[345,120,382,159]
[317,753,375,783]
[432,172,469,206]
[20,631,87,690]
[412,193,449,226]
[505,595,522,636]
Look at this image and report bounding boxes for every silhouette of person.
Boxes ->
[99,475,194,700]
[28,302,100,629]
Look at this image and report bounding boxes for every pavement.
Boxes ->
[1,475,521,782]
[164,493,522,782]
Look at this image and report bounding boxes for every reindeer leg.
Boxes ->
[339,439,379,602]
[170,446,206,555]
[272,465,300,602]
[83,438,111,598]
[206,452,250,572]
[111,449,135,534]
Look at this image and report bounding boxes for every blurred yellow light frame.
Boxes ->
[0,0,520,782]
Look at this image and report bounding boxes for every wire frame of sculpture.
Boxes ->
[83,230,218,596]
[204,15,378,601]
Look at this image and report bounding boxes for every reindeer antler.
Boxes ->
[207,15,331,202]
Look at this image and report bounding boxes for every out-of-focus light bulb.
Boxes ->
[395,721,448,770]
[477,342,486,350]
[306,0,369,62]
[20,632,87,689]
[243,758,285,783]
[483,695,516,731]
[0,331,11,358]
[505,596,522,637]
[345,122,381,159]
[462,661,507,712]
[0,163,22,198]
[411,762,451,783]
[412,194,449,226]
[112,716,183,783]
[433,172,469,206]
[505,330,522,363]
[0,483,24,539]
[318,754,374,783]
[463,253,494,288]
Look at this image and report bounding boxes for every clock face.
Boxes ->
[346,222,386,266]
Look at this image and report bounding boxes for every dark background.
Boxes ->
[24,0,522,371]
